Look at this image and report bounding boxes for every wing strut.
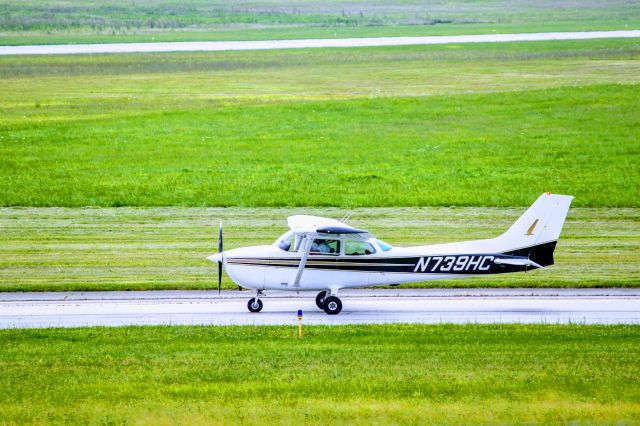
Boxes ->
[291,234,314,287]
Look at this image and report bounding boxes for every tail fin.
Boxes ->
[498,193,573,266]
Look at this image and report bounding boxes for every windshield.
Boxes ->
[373,238,393,251]
[275,231,295,252]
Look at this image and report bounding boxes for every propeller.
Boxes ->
[218,222,223,295]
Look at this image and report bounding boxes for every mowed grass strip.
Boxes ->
[0,206,637,291]
[1,84,639,207]
[0,324,638,424]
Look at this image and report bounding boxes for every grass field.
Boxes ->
[1,0,638,45]
[1,39,639,208]
[1,206,638,291]
[1,5,639,425]
[0,324,638,424]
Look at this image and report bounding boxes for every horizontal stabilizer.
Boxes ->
[494,257,546,270]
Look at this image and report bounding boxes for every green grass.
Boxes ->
[1,206,638,292]
[0,0,638,45]
[1,39,639,208]
[0,324,638,424]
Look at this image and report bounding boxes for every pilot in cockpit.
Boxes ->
[311,239,334,254]
[318,240,331,253]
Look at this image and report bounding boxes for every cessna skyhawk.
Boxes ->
[207,193,573,315]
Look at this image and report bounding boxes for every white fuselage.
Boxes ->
[221,235,522,293]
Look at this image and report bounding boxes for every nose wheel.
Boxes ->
[247,290,264,313]
[247,298,263,312]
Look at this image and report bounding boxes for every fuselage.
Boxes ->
[220,234,545,292]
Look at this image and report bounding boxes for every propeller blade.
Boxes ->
[218,222,223,295]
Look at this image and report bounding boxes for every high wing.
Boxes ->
[287,215,369,235]
[287,215,350,232]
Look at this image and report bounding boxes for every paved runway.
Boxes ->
[1,288,639,328]
[1,30,639,55]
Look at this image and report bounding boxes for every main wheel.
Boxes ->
[315,291,327,309]
[323,296,342,315]
[247,298,263,313]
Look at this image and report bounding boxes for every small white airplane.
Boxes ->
[208,193,573,315]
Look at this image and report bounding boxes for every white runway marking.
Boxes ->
[1,289,638,328]
[1,30,639,56]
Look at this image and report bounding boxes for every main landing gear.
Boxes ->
[315,291,327,309]
[315,290,342,315]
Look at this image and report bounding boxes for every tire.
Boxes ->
[323,296,342,315]
[247,298,263,313]
[315,291,327,309]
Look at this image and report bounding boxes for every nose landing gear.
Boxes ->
[247,290,264,313]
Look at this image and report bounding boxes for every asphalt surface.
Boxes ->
[1,30,639,55]
[1,288,639,328]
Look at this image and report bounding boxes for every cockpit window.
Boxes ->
[373,239,393,251]
[344,240,376,256]
[310,238,340,255]
[276,231,295,252]
[277,239,292,251]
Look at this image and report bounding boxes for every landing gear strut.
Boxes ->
[315,291,327,309]
[247,290,264,313]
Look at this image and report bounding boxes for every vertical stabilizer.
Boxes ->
[497,193,573,266]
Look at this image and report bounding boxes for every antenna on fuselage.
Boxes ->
[340,211,353,224]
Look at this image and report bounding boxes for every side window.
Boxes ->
[310,239,340,255]
[344,240,376,256]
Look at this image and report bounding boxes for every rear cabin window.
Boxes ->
[374,239,393,251]
[344,240,376,255]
